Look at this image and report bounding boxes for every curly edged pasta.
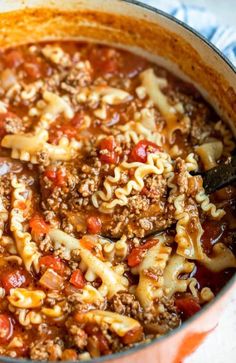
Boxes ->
[173,194,204,260]
[49,229,128,298]
[101,235,128,261]
[93,86,132,105]
[2,130,48,153]
[163,254,195,298]
[44,136,81,161]
[0,236,17,255]
[77,85,132,107]
[140,69,176,121]
[134,233,172,309]
[15,309,42,326]
[10,177,41,272]
[8,288,46,308]
[202,243,236,273]
[93,151,173,213]
[215,120,235,156]
[74,310,143,344]
[195,188,225,220]
[71,285,104,305]
[117,120,164,146]
[184,152,198,172]
[42,44,70,66]
[2,130,80,163]
[140,68,189,141]
[35,91,74,130]
[0,195,8,239]
[41,304,64,320]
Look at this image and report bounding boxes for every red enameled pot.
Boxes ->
[0,1,235,362]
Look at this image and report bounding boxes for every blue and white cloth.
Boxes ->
[141,0,236,66]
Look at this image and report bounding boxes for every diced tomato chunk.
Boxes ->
[175,296,201,318]
[29,214,49,237]
[44,169,57,180]
[44,168,66,187]
[0,269,29,294]
[0,314,13,344]
[141,239,158,250]
[49,123,77,144]
[70,269,86,289]
[4,50,23,68]
[129,140,161,163]
[71,112,85,128]
[94,331,110,354]
[80,237,96,251]
[102,58,118,74]
[39,255,65,275]
[127,248,145,267]
[0,119,6,138]
[122,326,143,345]
[55,169,66,187]
[23,62,41,80]
[201,220,226,254]
[87,216,102,234]
[61,349,78,361]
[89,47,119,75]
[17,200,27,210]
[100,137,115,152]
[99,152,118,164]
[99,136,118,164]
[80,237,104,260]
[60,124,77,138]
[127,239,157,267]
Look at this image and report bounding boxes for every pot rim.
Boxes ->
[0,1,235,362]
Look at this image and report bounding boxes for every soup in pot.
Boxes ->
[0,42,235,360]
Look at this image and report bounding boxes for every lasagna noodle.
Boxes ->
[49,230,128,299]
[202,243,236,272]
[74,310,142,338]
[2,131,80,163]
[93,86,132,105]
[135,233,172,309]
[35,91,74,131]
[163,254,195,298]
[41,305,64,320]
[17,309,42,326]
[195,189,225,219]
[174,194,204,260]
[8,288,46,309]
[10,177,41,272]
[185,153,198,172]
[93,151,173,213]
[195,141,223,170]
[140,68,187,141]
[117,121,164,146]
[215,120,235,156]
[0,195,8,238]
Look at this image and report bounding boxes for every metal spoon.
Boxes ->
[201,155,236,194]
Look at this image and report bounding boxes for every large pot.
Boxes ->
[0,1,235,362]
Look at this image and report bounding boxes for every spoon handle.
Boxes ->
[202,155,236,194]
